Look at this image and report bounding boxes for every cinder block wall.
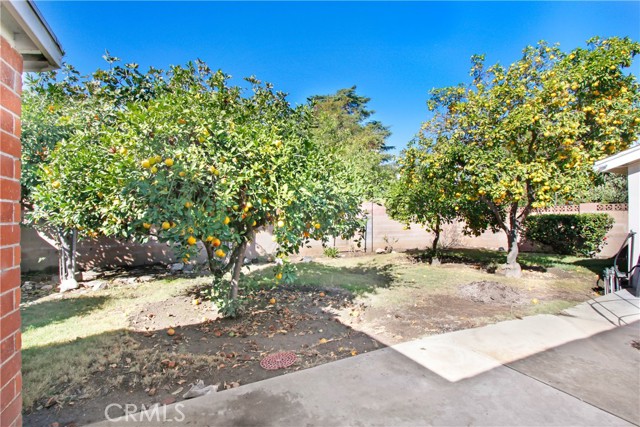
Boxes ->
[21,203,629,274]
[0,34,23,427]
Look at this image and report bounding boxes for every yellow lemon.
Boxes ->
[162,221,171,230]
[187,236,197,245]
[164,158,174,167]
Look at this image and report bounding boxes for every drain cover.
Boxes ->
[260,351,297,370]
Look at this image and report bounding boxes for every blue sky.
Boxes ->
[36,1,640,154]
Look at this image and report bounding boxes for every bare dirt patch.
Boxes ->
[23,285,381,427]
[22,251,600,426]
[457,281,526,305]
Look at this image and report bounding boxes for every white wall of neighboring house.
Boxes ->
[595,144,640,296]
[628,161,639,291]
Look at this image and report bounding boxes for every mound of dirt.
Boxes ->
[458,281,525,305]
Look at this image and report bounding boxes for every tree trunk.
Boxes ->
[57,229,75,281]
[230,241,247,301]
[506,228,519,265]
[204,241,217,275]
[432,217,441,253]
[500,227,522,278]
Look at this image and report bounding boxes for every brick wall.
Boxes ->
[0,35,23,427]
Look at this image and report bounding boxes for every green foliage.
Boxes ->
[203,277,246,318]
[99,62,365,272]
[417,37,640,265]
[323,247,340,258]
[386,145,499,252]
[524,213,614,256]
[576,173,628,204]
[24,57,164,236]
[309,86,393,201]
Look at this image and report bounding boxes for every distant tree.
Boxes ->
[576,172,628,204]
[420,37,640,276]
[309,86,393,200]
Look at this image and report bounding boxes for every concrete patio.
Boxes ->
[96,290,640,427]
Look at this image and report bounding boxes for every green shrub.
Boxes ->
[523,213,614,257]
[323,247,340,258]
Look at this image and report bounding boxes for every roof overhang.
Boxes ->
[1,0,63,71]
[594,144,640,175]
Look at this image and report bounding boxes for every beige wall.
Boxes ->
[21,203,629,273]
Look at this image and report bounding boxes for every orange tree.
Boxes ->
[386,145,497,257]
[24,58,164,282]
[420,37,639,276]
[105,62,365,315]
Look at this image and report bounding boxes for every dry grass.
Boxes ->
[21,249,602,410]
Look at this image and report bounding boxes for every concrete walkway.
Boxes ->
[97,291,640,427]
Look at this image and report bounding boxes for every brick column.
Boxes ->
[0,35,23,427]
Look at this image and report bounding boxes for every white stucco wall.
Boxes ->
[629,162,639,290]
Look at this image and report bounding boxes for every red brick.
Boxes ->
[0,225,19,246]
[0,351,20,385]
[0,202,14,222]
[0,109,13,134]
[0,132,20,158]
[0,269,19,292]
[0,86,20,116]
[0,335,15,362]
[12,159,19,181]
[0,290,16,314]
[12,246,19,265]
[0,178,20,201]
[0,247,13,270]
[0,310,20,339]
[0,38,22,73]
[14,331,20,353]
[13,115,20,138]
[0,378,15,410]
[0,154,14,178]
[0,391,21,426]
[13,287,19,307]
[0,61,15,91]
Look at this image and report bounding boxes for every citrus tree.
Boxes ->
[421,37,640,276]
[387,145,498,258]
[24,57,164,282]
[104,62,365,315]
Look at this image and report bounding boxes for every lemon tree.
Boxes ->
[420,37,640,276]
[386,146,497,257]
[105,62,364,313]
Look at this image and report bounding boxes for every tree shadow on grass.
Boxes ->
[406,247,614,276]
[246,262,396,296]
[21,295,111,330]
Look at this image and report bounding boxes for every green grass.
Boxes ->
[420,248,611,275]
[20,276,211,409]
[21,249,601,409]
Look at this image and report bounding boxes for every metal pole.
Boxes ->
[371,201,374,253]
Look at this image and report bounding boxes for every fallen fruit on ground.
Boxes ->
[167,328,176,336]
